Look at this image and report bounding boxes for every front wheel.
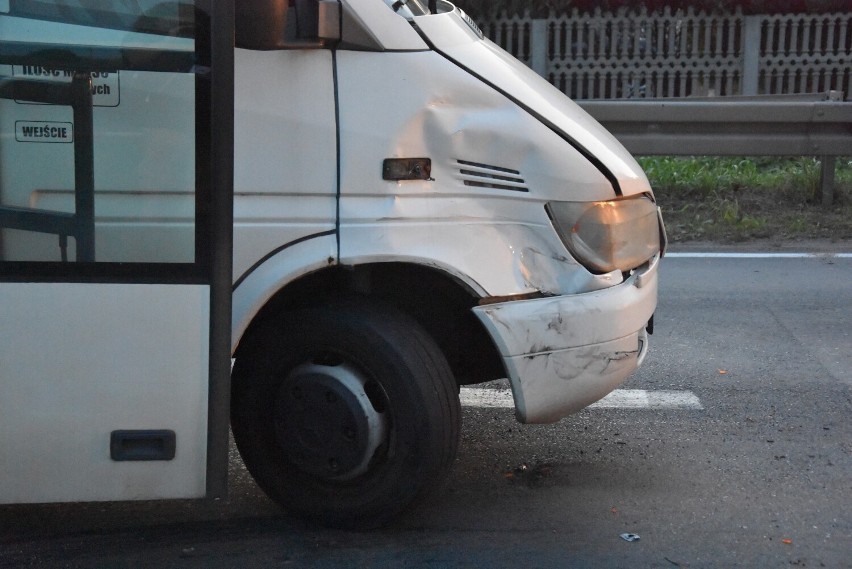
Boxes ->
[231,299,461,528]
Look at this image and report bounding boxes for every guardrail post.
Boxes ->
[742,16,761,96]
[819,156,836,207]
[530,19,547,78]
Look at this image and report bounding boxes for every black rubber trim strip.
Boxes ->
[332,50,342,259]
[232,229,337,291]
[416,34,622,196]
[0,41,199,74]
[0,262,206,284]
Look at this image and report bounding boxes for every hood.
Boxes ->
[413,7,652,197]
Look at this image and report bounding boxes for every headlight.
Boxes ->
[546,196,661,274]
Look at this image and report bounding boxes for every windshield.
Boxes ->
[384,0,430,19]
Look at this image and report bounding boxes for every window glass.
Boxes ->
[0,1,200,264]
[383,0,430,19]
[6,0,194,37]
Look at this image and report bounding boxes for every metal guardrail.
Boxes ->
[578,92,852,205]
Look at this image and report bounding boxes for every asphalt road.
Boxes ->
[2,252,850,568]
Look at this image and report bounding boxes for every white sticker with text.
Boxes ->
[15,121,74,143]
[12,66,120,107]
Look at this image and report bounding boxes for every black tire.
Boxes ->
[231,299,461,529]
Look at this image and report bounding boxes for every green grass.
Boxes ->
[639,156,852,195]
[638,156,852,243]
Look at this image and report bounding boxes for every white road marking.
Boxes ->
[590,389,704,409]
[666,252,852,259]
[460,388,514,408]
[460,388,703,410]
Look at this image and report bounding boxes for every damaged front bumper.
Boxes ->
[472,254,659,424]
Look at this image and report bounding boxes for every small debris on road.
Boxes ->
[620,533,641,542]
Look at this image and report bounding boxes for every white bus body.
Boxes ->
[0,0,664,527]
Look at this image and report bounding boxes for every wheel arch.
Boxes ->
[234,256,506,387]
[231,233,338,354]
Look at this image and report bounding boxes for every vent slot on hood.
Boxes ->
[457,160,528,192]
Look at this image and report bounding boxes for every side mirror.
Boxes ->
[235,0,340,49]
[235,0,288,50]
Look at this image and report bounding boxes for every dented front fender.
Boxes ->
[473,255,659,423]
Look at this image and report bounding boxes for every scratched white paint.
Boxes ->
[461,388,703,410]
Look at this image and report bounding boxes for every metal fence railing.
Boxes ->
[481,7,852,100]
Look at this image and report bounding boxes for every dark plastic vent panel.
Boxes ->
[457,160,528,192]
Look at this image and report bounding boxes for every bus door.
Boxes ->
[0,0,233,503]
